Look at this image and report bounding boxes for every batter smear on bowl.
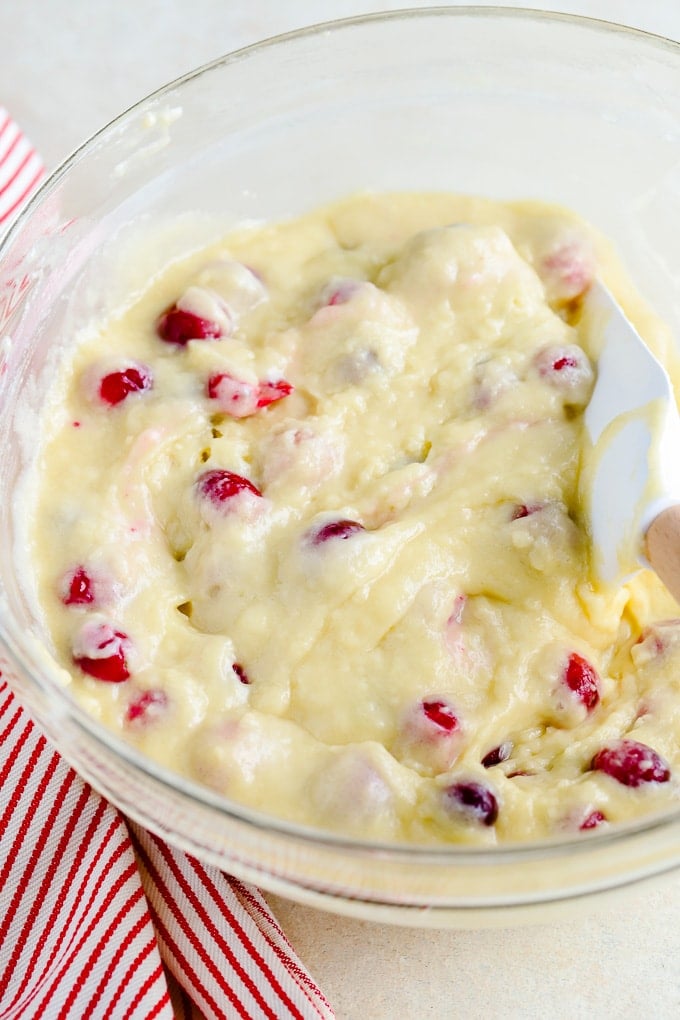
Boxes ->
[30,193,680,845]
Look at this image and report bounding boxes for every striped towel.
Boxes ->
[0,111,334,1020]
[0,108,44,226]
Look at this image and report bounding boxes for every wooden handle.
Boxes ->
[645,505,680,605]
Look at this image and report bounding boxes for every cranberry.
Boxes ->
[591,739,671,787]
[552,355,578,371]
[196,468,262,505]
[534,345,592,392]
[444,781,498,826]
[541,242,593,301]
[511,503,543,521]
[396,697,463,775]
[538,349,579,376]
[99,364,152,406]
[311,519,365,545]
[207,373,259,418]
[482,741,513,768]
[233,663,250,685]
[126,689,168,724]
[422,699,459,733]
[321,278,363,307]
[257,379,294,407]
[635,627,666,657]
[632,620,680,665]
[580,810,606,831]
[207,374,293,416]
[564,652,600,712]
[157,306,222,345]
[73,623,130,683]
[61,566,94,606]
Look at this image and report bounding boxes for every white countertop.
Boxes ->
[3,2,680,1017]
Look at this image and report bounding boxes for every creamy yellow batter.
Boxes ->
[31,193,680,845]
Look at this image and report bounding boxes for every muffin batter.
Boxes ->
[31,193,680,845]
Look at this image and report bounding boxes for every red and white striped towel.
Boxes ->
[0,108,44,227]
[0,111,334,1020]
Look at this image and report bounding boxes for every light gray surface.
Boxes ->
[3,2,680,1017]
[269,881,680,1020]
[3,0,680,169]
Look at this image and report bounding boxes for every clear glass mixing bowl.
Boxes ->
[1,8,680,926]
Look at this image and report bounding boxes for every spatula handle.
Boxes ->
[645,505,680,605]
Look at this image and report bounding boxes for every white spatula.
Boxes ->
[582,281,680,602]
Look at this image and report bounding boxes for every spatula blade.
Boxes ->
[582,281,680,585]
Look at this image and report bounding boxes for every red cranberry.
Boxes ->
[591,740,671,787]
[61,566,95,606]
[541,243,593,301]
[207,373,259,417]
[422,699,459,734]
[555,355,578,371]
[207,375,293,416]
[539,351,579,375]
[312,519,365,545]
[233,663,250,685]
[99,364,152,406]
[321,279,363,307]
[534,345,592,392]
[482,741,513,768]
[395,696,463,775]
[257,379,294,407]
[157,306,222,345]
[632,620,680,662]
[327,289,351,306]
[564,652,600,712]
[73,624,130,683]
[511,503,543,521]
[196,468,262,505]
[635,627,666,657]
[580,810,606,831]
[444,781,498,826]
[126,689,168,724]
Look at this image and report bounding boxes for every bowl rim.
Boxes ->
[2,3,680,867]
[2,2,680,259]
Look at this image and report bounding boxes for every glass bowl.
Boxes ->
[2,8,680,927]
